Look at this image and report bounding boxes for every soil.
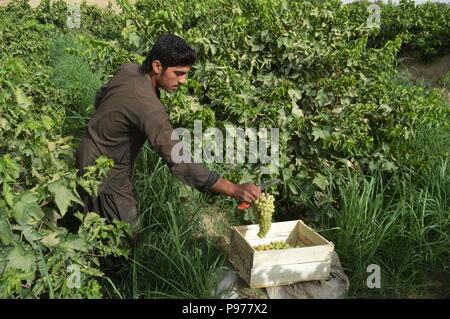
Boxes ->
[399,52,450,104]
[399,52,450,87]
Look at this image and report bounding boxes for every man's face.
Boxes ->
[157,65,191,93]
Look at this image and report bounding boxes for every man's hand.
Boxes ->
[211,177,261,203]
[232,182,261,203]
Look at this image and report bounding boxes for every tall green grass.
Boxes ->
[49,34,103,137]
[441,71,450,89]
[312,90,450,298]
[318,157,449,298]
[113,146,228,298]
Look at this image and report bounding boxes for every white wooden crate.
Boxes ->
[229,220,334,288]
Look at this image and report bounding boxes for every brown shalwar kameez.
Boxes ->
[75,63,220,227]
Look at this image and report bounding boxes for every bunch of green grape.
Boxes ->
[254,193,275,238]
[254,241,298,251]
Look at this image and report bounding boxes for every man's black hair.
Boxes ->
[141,34,196,73]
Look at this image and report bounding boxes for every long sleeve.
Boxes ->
[138,104,220,192]
[94,83,109,110]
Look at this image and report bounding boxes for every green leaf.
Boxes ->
[179,183,192,199]
[292,106,304,117]
[83,212,101,224]
[0,218,13,245]
[287,181,299,195]
[40,232,60,248]
[288,88,303,110]
[312,128,331,141]
[14,87,32,109]
[13,192,44,225]
[379,104,392,115]
[243,208,257,224]
[65,235,88,253]
[313,174,329,191]
[209,43,217,56]
[21,225,43,245]
[5,243,36,273]
[316,89,331,107]
[3,182,14,208]
[129,33,142,48]
[382,160,397,172]
[48,181,83,217]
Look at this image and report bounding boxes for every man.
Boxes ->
[76,34,261,233]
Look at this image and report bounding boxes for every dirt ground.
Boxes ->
[400,52,450,87]
[399,52,450,104]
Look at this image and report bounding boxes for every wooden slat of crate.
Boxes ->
[297,221,331,246]
[234,220,330,244]
[253,245,333,268]
[249,260,331,288]
[232,220,298,240]
[229,226,254,285]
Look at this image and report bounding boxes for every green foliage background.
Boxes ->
[0,0,449,298]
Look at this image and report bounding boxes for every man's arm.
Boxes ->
[138,101,261,202]
[210,177,261,203]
